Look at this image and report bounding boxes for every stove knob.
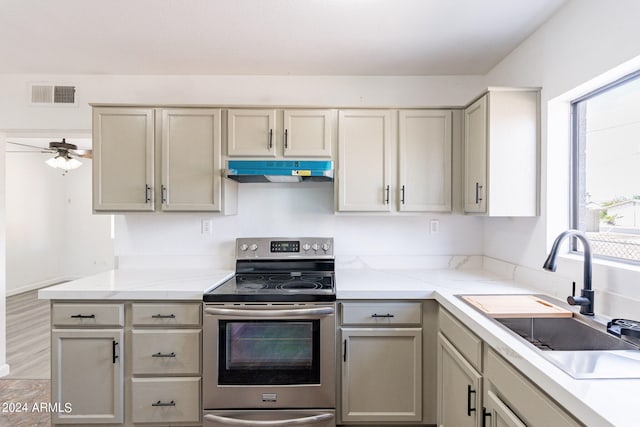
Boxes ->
[240,244,249,251]
[302,243,311,252]
[322,243,330,252]
[249,244,258,251]
[311,243,319,251]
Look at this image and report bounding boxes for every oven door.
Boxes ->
[203,303,336,410]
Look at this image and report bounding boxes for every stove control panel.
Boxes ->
[236,237,334,259]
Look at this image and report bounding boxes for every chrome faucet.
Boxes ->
[542,230,595,316]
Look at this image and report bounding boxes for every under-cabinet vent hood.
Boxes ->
[226,160,333,183]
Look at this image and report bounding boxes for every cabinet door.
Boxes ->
[464,96,487,213]
[337,110,392,211]
[161,108,222,211]
[283,109,332,157]
[399,110,452,212]
[437,332,482,427]
[93,107,155,211]
[227,109,277,156]
[341,328,422,423]
[51,329,123,424]
[485,390,526,427]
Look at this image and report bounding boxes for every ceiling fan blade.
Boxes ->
[72,149,93,159]
[7,141,55,152]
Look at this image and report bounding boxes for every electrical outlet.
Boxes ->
[429,219,440,234]
[201,219,213,234]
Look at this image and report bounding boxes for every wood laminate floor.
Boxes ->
[1,290,52,426]
[4,290,50,380]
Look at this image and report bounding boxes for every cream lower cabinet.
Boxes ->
[50,301,202,426]
[340,302,423,424]
[483,348,582,427]
[437,332,482,427]
[483,390,526,427]
[438,307,583,427]
[51,303,125,425]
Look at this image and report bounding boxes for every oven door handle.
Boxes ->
[204,307,334,317]
[204,413,334,426]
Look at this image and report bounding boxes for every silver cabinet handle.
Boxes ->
[204,413,333,426]
[284,129,289,149]
[161,185,167,203]
[401,185,405,204]
[384,185,390,204]
[371,313,395,318]
[268,129,273,149]
[205,307,334,317]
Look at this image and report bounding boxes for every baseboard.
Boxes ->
[6,276,72,297]
[0,363,10,378]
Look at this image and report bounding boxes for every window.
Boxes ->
[572,71,640,263]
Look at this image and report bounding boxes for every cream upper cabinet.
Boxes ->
[464,89,539,216]
[437,332,482,427]
[93,107,155,211]
[463,97,487,213]
[338,109,453,213]
[337,110,392,211]
[227,109,277,157]
[283,109,332,157]
[93,106,232,213]
[161,108,222,211]
[398,110,452,212]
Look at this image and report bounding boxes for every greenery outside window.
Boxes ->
[572,71,640,263]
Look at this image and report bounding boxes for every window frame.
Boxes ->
[570,69,640,264]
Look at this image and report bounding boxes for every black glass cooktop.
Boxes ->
[204,272,335,302]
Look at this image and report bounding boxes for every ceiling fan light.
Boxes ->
[45,155,82,170]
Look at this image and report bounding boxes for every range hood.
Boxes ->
[226,160,333,183]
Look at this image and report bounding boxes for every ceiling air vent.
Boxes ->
[30,84,77,106]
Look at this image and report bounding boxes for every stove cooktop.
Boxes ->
[204,273,335,302]
[204,237,336,302]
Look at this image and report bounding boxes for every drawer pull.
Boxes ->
[152,352,176,358]
[151,314,176,319]
[151,400,176,407]
[70,314,95,319]
[371,313,395,318]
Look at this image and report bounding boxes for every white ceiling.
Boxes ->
[0,0,567,76]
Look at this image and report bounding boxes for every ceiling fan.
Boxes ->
[7,138,92,171]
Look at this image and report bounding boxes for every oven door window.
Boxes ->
[219,320,320,385]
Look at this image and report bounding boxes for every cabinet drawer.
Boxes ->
[131,302,201,327]
[438,308,482,370]
[132,329,201,375]
[341,302,422,325]
[131,377,200,424]
[52,303,124,327]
